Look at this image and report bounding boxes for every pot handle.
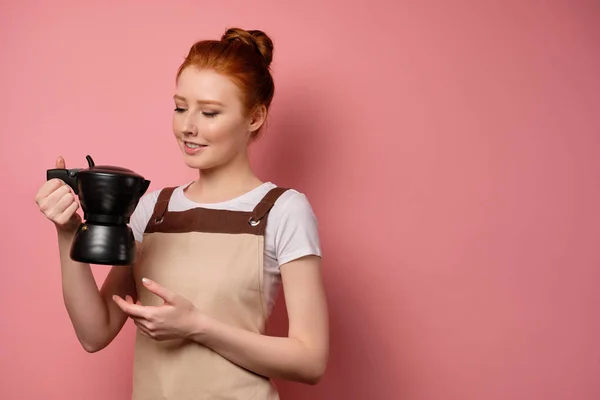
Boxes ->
[46,168,79,195]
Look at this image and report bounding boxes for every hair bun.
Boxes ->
[222,28,274,66]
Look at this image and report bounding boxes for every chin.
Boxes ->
[183,156,211,170]
[178,143,237,172]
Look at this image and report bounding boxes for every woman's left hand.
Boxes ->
[112,278,202,341]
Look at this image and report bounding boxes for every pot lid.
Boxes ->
[78,155,145,178]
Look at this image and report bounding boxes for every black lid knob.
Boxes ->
[86,155,95,167]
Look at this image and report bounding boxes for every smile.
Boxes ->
[183,141,208,155]
[185,142,207,149]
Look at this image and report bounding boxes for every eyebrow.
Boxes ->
[173,94,224,107]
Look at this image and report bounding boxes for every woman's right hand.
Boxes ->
[35,156,82,233]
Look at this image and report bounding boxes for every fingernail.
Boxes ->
[142,277,150,284]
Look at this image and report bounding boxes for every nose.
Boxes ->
[182,120,198,136]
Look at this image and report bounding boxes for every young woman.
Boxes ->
[34,27,329,399]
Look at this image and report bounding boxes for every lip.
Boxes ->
[183,141,207,155]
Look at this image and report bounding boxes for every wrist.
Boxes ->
[188,311,211,344]
[55,217,81,237]
[56,225,78,241]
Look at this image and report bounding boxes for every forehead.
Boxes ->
[175,67,242,105]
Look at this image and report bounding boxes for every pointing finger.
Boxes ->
[113,295,152,319]
[142,278,177,304]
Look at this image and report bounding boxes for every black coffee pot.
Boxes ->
[46,155,150,266]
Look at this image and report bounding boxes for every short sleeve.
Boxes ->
[274,192,322,266]
[130,189,160,243]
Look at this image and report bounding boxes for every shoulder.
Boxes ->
[268,187,321,265]
[270,188,317,221]
[139,188,162,207]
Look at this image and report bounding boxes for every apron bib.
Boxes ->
[131,186,288,400]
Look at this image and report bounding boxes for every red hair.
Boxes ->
[177,28,275,129]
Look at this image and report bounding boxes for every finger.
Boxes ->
[126,294,143,305]
[113,295,152,318]
[114,295,146,317]
[142,278,176,304]
[56,156,66,169]
[132,316,152,330]
[131,316,156,337]
[36,156,68,203]
[35,179,65,204]
[39,184,71,212]
[52,191,75,215]
[54,202,79,226]
[133,320,153,337]
[43,187,75,220]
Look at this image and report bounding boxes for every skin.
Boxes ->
[34,67,329,385]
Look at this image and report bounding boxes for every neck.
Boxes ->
[187,150,263,204]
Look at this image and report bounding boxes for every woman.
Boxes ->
[34,27,329,399]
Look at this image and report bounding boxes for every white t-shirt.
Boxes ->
[130,181,322,314]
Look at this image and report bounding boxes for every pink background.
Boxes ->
[2,1,600,399]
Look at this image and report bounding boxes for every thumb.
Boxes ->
[55,156,66,169]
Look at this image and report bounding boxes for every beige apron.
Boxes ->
[131,185,288,400]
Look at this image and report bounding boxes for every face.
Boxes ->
[172,67,265,171]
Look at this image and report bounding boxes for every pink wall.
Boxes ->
[2,1,599,399]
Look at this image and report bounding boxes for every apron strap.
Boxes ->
[250,187,289,225]
[151,186,177,224]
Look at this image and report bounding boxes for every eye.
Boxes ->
[174,107,187,113]
[202,112,219,118]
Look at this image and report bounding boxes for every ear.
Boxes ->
[248,105,267,133]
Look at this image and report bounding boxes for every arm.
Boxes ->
[58,228,139,352]
[37,158,139,353]
[114,255,329,384]
[192,255,329,384]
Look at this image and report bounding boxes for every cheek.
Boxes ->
[172,114,183,136]
[202,119,245,144]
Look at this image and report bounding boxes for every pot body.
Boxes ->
[70,223,136,266]
[77,171,149,224]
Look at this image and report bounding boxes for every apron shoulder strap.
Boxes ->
[250,186,290,224]
[151,186,177,223]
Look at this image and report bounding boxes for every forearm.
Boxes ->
[57,228,113,351]
[190,314,326,385]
